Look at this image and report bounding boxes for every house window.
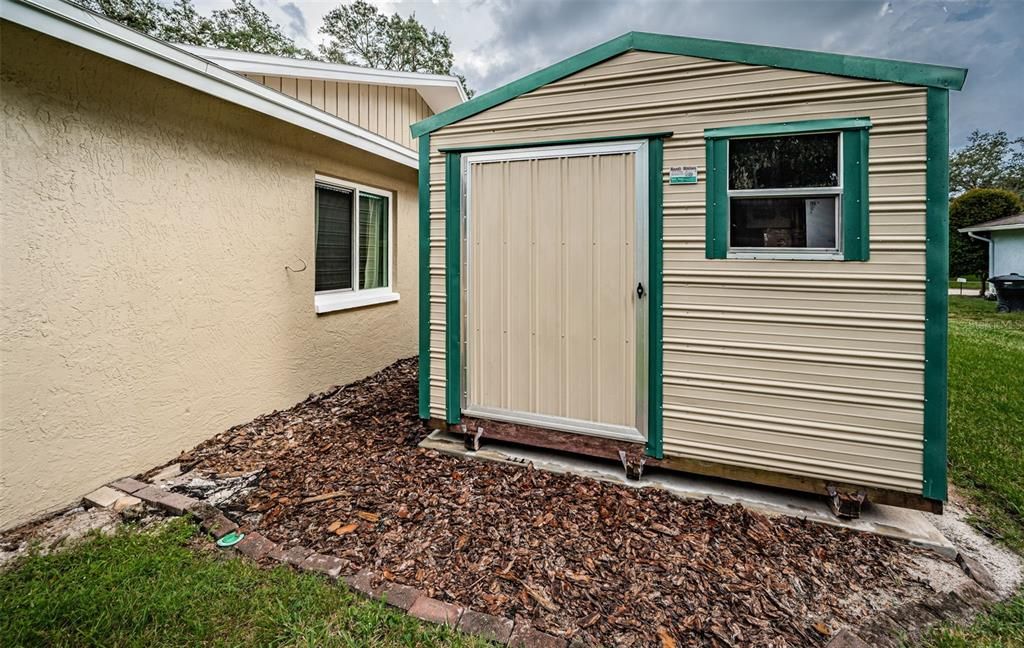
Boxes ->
[314,175,398,313]
[705,118,871,261]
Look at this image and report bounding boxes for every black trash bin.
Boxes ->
[989,273,1024,312]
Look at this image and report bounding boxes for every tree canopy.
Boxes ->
[949,188,1024,279]
[950,130,1024,198]
[318,0,472,97]
[75,0,471,94]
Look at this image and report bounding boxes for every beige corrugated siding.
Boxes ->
[428,50,927,493]
[245,74,432,150]
[466,154,637,428]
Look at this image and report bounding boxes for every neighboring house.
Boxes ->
[415,33,966,513]
[958,214,1024,293]
[0,0,464,530]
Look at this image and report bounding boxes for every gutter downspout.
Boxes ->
[966,231,994,295]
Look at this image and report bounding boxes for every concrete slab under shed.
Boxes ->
[421,430,957,559]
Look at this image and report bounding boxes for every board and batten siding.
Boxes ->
[245,74,432,150]
[427,50,929,494]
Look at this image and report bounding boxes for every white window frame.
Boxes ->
[314,174,399,314]
[726,132,844,261]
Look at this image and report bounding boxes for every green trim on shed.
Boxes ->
[417,134,431,420]
[922,88,949,502]
[444,153,463,425]
[438,132,674,153]
[703,117,871,261]
[647,137,664,460]
[704,117,872,139]
[411,32,966,138]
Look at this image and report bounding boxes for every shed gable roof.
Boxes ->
[411,31,967,138]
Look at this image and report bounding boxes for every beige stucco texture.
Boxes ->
[0,23,418,530]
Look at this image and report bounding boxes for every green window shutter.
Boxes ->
[704,138,729,259]
[842,128,870,261]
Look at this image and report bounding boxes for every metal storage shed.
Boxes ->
[411,32,967,513]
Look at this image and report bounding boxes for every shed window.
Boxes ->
[314,176,398,313]
[705,119,870,261]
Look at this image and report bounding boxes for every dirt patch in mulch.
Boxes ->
[178,358,931,647]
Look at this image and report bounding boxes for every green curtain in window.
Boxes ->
[359,194,388,289]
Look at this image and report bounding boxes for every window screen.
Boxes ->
[315,185,353,292]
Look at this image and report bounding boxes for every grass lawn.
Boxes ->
[919,297,1024,647]
[949,274,984,292]
[0,518,491,647]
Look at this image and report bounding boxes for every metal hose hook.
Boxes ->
[285,257,307,272]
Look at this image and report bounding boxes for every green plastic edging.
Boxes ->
[417,134,431,420]
[411,32,966,138]
[647,138,664,460]
[922,88,949,502]
[444,152,462,425]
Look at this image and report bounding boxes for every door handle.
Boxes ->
[636,282,645,299]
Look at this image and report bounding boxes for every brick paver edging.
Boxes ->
[99,476,568,647]
[95,472,999,648]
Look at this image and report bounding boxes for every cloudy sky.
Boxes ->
[196,0,1022,148]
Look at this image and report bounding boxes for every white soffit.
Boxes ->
[0,0,417,168]
[182,45,468,114]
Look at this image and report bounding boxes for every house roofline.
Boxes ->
[182,45,467,113]
[410,31,967,138]
[1,0,418,168]
[958,223,1024,234]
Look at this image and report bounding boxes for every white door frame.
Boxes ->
[460,140,650,443]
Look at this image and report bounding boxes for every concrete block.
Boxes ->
[267,545,313,567]
[458,609,513,644]
[186,501,220,520]
[83,486,125,509]
[200,514,238,540]
[234,532,276,560]
[113,496,143,513]
[378,582,422,610]
[508,623,567,648]
[408,596,463,626]
[134,486,198,516]
[298,553,346,579]
[108,477,149,494]
[343,570,385,598]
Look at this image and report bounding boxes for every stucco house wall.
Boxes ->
[0,22,418,530]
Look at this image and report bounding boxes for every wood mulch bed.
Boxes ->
[177,358,926,647]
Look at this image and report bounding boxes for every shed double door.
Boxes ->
[462,141,649,443]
